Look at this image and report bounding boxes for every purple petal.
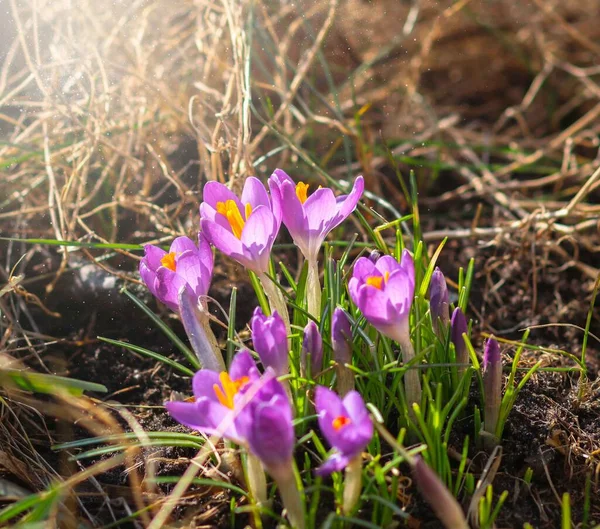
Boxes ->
[335,176,364,219]
[268,178,283,227]
[175,251,212,297]
[316,386,347,449]
[170,236,197,255]
[241,176,270,211]
[278,179,309,255]
[240,205,277,274]
[251,308,289,376]
[331,308,352,364]
[199,202,231,232]
[201,218,245,262]
[451,308,468,362]
[384,269,413,313]
[483,337,501,370]
[315,452,351,476]
[143,245,167,271]
[229,349,259,381]
[139,261,159,298]
[202,181,243,213]
[302,321,323,374]
[155,267,186,311]
[315,386,345,418]
[245,394,294,468]
[197,232,214,274]
[269,168,294,187]
[165,398,240,442]
[352,257,376,282]
[342,391,369,423]
[400,249,415,292]
[357,284,397,328]
[304,187,337,232]
[192,369,222,401]
[375,255,401,276]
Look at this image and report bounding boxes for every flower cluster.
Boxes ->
[138,170,483,526]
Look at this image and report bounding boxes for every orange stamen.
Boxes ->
[295,182,309,204]
[365,271,390,290]
[216,200,248,239]
[332,415,352,431]
[160,252,177,272]
[366,276,383,289]
[213,372,250,409]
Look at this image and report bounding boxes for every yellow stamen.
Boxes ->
[216,200,247,239]
[160,252,177,272]
[245,202,253,219]
[216,202,227,216]
[296,182,309,204]
[213,372,250,409]
[366,276,383,289]
[365,271,390,290]
[332,415,351,431]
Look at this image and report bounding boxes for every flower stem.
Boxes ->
[306,259,321,320]
[246,452,268,508]
[198,302,224,366]
[179,288,225,372]
[270,461,305,529]
[335,363,355,396]
[258,273,291,346]
[395,330,422,413]
[342,454,363,515]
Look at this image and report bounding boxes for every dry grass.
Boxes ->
[1,0,599,526]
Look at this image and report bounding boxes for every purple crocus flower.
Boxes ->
[250,307,289,377]
[164,349,259,443]
[268,169,364,262]
[301,320,323,376]
[347,250,415,343]
[166,352,303,527]
[314,386,373,475]
[348,250,421,407]
[199,177,281,275]
[139,235,213,312]
[430,267,450,334]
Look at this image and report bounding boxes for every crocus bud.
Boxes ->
[450,307,468,375]
[482,337,502,448]
[331,308,354,395]
[301,321,323,377]
[368,249,382,263]
[412,456,469,529]
[250,307,289,377]
[430,267,450,335]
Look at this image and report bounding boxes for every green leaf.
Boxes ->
[0,369,107,396]
[97,337,195,376]
[121,288,198,369]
